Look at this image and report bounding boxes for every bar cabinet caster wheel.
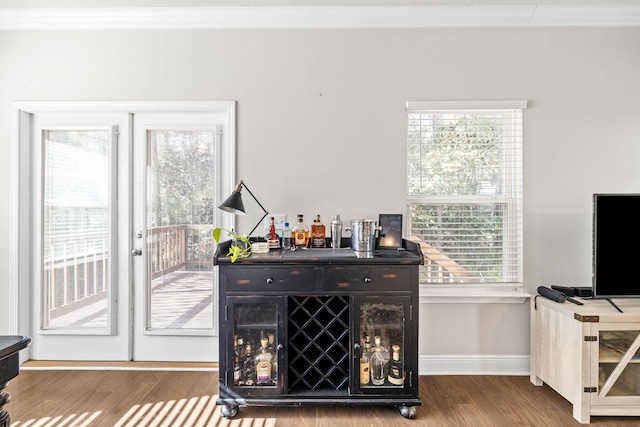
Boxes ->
[221,405,239,419]
[399,405,416,419]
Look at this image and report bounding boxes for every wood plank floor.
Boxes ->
[5,370,640,426]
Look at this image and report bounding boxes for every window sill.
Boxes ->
[419,286,530,304]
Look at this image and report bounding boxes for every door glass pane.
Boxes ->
[233,303,278,387]
[360,302,405,387]
[42,129,111,330]
[598,330,640,396]
[146,130,215,331]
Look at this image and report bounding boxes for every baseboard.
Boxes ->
[21,356,529,375]
[419,354,530,376]
[20,360,218,372]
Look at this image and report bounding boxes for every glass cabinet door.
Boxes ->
[354,296,412,394]
[593,324,640,404]
[227,296,283,395]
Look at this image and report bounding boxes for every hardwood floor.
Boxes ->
[5,369,640,426]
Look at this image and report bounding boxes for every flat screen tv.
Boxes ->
[593,193,640,300]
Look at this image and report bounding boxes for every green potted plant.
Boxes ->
[213,228,252,263]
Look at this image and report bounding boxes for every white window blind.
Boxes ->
[406,101,526,289]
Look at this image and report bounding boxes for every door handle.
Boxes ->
[131,248,143,256]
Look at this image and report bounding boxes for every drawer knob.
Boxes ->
[266,277,274,284]
[364,277,372,283]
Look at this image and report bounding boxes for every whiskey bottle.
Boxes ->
[236,337,245,364]
[387,344,404,385]
[255,338,273,385]
[370,336,387,385]
[292,214,309,248]
[360,347,370,385]
[311,214,326,248]
[243,343,256,386]
[233,353,242,385]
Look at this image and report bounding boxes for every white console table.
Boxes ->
[530,296,640,423]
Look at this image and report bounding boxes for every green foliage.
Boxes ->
[213,228,252,263]
[149,130,215,227]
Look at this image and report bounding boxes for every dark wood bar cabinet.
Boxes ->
[214,239,423,419]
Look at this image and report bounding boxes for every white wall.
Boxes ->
[1,26,639,370]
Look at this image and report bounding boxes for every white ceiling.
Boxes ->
[1,1,640,6]
[1,1,639,29]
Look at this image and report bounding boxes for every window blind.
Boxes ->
[406,101,526,286]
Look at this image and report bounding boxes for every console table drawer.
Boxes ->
[223,268,315,292]
[322,266,412,291]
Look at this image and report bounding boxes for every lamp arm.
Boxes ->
[240,181,269,236]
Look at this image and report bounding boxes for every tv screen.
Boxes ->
[593,193,640,298]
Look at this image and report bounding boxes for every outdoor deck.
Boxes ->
[49,269,214,330]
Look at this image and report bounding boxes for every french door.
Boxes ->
[132,113,220,361]
[21,102,235,362]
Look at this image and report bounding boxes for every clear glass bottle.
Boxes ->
[311,214,326,248]
[387,344,404,385]
[255,337,273,385]
[281,222,292,249]
[292,214,309,248]
[243,342,256,386]
[370,335,387,385]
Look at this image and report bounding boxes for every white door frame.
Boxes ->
[10,101,236,361]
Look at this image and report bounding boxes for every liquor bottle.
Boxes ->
[292,214,309,248]
[236,337,245,364]
[268,332,278,381]
[364,335,372,359]
[233,334,239,359]
[243,342,256,386]
[387,344,404,385]
[360,347,370,385]
[265,216,280,249]
[311,214,326,248]
[255,337,273,385]
[233,353,243,385]
[281,222,292,249]
[370,335,387,385]
[330,214,343,248]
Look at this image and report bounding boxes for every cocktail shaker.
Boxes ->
[330,214,342,248]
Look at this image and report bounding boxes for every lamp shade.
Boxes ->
[217,180,268,236]
[218,190,245,215]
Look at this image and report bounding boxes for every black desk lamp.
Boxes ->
[218,180,268,236]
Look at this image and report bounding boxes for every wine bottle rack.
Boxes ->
[288,295,350,391]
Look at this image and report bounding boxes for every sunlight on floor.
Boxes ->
[11,411,102,427]
[11,394,276,427]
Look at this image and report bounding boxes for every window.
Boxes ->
[406,101,526,297]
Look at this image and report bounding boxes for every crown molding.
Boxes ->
[1,6,639,30]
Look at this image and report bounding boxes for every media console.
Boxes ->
[531,296,640,423]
